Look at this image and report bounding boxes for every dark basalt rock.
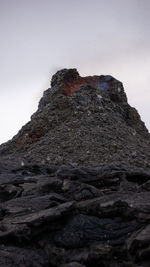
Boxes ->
[54,214,138,248]
[0,161,149,266]
[0,69,149,266]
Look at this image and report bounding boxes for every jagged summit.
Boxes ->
[0,68,150,168]
[38,68,127,108]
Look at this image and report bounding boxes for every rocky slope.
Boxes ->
[0,69,150,267]
[0,68,150,168]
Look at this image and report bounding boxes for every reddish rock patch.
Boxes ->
[16,129,44,147]
[51,68,114,96]
[61,76,102,95]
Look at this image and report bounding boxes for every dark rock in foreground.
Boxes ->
[0,160,150,266]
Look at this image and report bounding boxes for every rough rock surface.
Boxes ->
[0,68,150,168]
[0,161,150,266]
[0,69,150,266]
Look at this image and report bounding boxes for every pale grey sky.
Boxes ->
[0,0,150,144]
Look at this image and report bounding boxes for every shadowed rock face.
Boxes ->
[0,69,150,266]
[0,68,149,168]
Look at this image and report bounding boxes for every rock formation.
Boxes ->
[0,69,150,267]
[0,68,150,168]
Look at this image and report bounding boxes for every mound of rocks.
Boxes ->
[0,68,149,168]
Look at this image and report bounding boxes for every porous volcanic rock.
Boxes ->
[0,68,149,168]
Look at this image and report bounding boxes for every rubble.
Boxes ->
[0,69,149,168]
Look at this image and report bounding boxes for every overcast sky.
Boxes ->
[0,0,150,144]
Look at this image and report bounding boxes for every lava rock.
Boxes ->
[0,69,149,266]
[0,69,149,169]
[0,162,149,266]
